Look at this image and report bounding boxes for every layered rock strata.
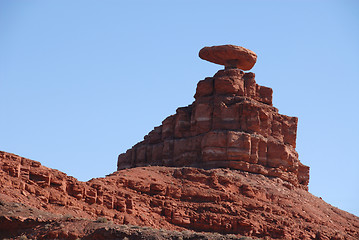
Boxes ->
[118,69,309,189]
[1,151,358,239]
[0,151,135,220]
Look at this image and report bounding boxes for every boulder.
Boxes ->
[199,44,257,70]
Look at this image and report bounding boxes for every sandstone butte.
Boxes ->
[118,44,309,190]
[0,45,358,240]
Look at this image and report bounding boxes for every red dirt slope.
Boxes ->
[0,151,358,239]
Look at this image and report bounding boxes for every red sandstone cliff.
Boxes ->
[118,69,309,189]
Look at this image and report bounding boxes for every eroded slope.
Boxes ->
[0,151,358,239]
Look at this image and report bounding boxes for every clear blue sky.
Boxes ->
[1,1,358,216]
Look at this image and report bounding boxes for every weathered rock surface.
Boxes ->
[118,68,309,189]
[0,195,246,240]
[0,195,243,240]
[199,45,257,70]
[1,151,358,239]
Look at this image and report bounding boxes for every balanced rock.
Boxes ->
[118,46,310,189]
[199,45,257,70]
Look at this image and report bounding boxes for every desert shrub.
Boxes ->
[95,217,108,223]
[62,214,73,221]
[44,223,51,229]
[129,225,141,229]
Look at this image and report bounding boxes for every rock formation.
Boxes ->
[118,45,310,189]
[199,45,257,70]
[1,45,358,239]
[1,151,358,239]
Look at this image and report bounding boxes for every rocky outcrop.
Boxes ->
[0,151,136,220]
[0,197,243,240]
[118,68,309,189]
[1,151,358,239]
[199,44,257,70]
